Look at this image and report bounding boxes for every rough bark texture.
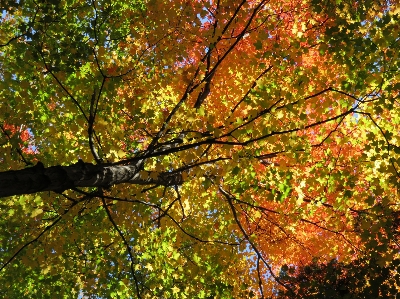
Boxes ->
[0,161,183,197]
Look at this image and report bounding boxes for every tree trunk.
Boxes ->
[0,161,183,197]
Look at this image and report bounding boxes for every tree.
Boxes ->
[276,257,400,299]
[0,0,399,297]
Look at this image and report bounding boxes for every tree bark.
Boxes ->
[0,161,183,197]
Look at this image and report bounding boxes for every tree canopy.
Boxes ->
[0,0,399,298]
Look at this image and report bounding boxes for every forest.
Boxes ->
[0,0,399,298]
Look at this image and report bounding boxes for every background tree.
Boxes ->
[276,256,400,299]
[0,0,399,298]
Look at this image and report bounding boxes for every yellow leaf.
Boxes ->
[117,150,125,158]
[140,171,149,179]
[31,208,43,218]
[149,171,159,179]
[145,263,153,271]
[182,171,188,181]
[171,286,180,294]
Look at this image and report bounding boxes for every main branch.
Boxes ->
[0,161,183,197]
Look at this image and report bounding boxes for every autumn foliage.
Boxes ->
[0,0,399,298]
